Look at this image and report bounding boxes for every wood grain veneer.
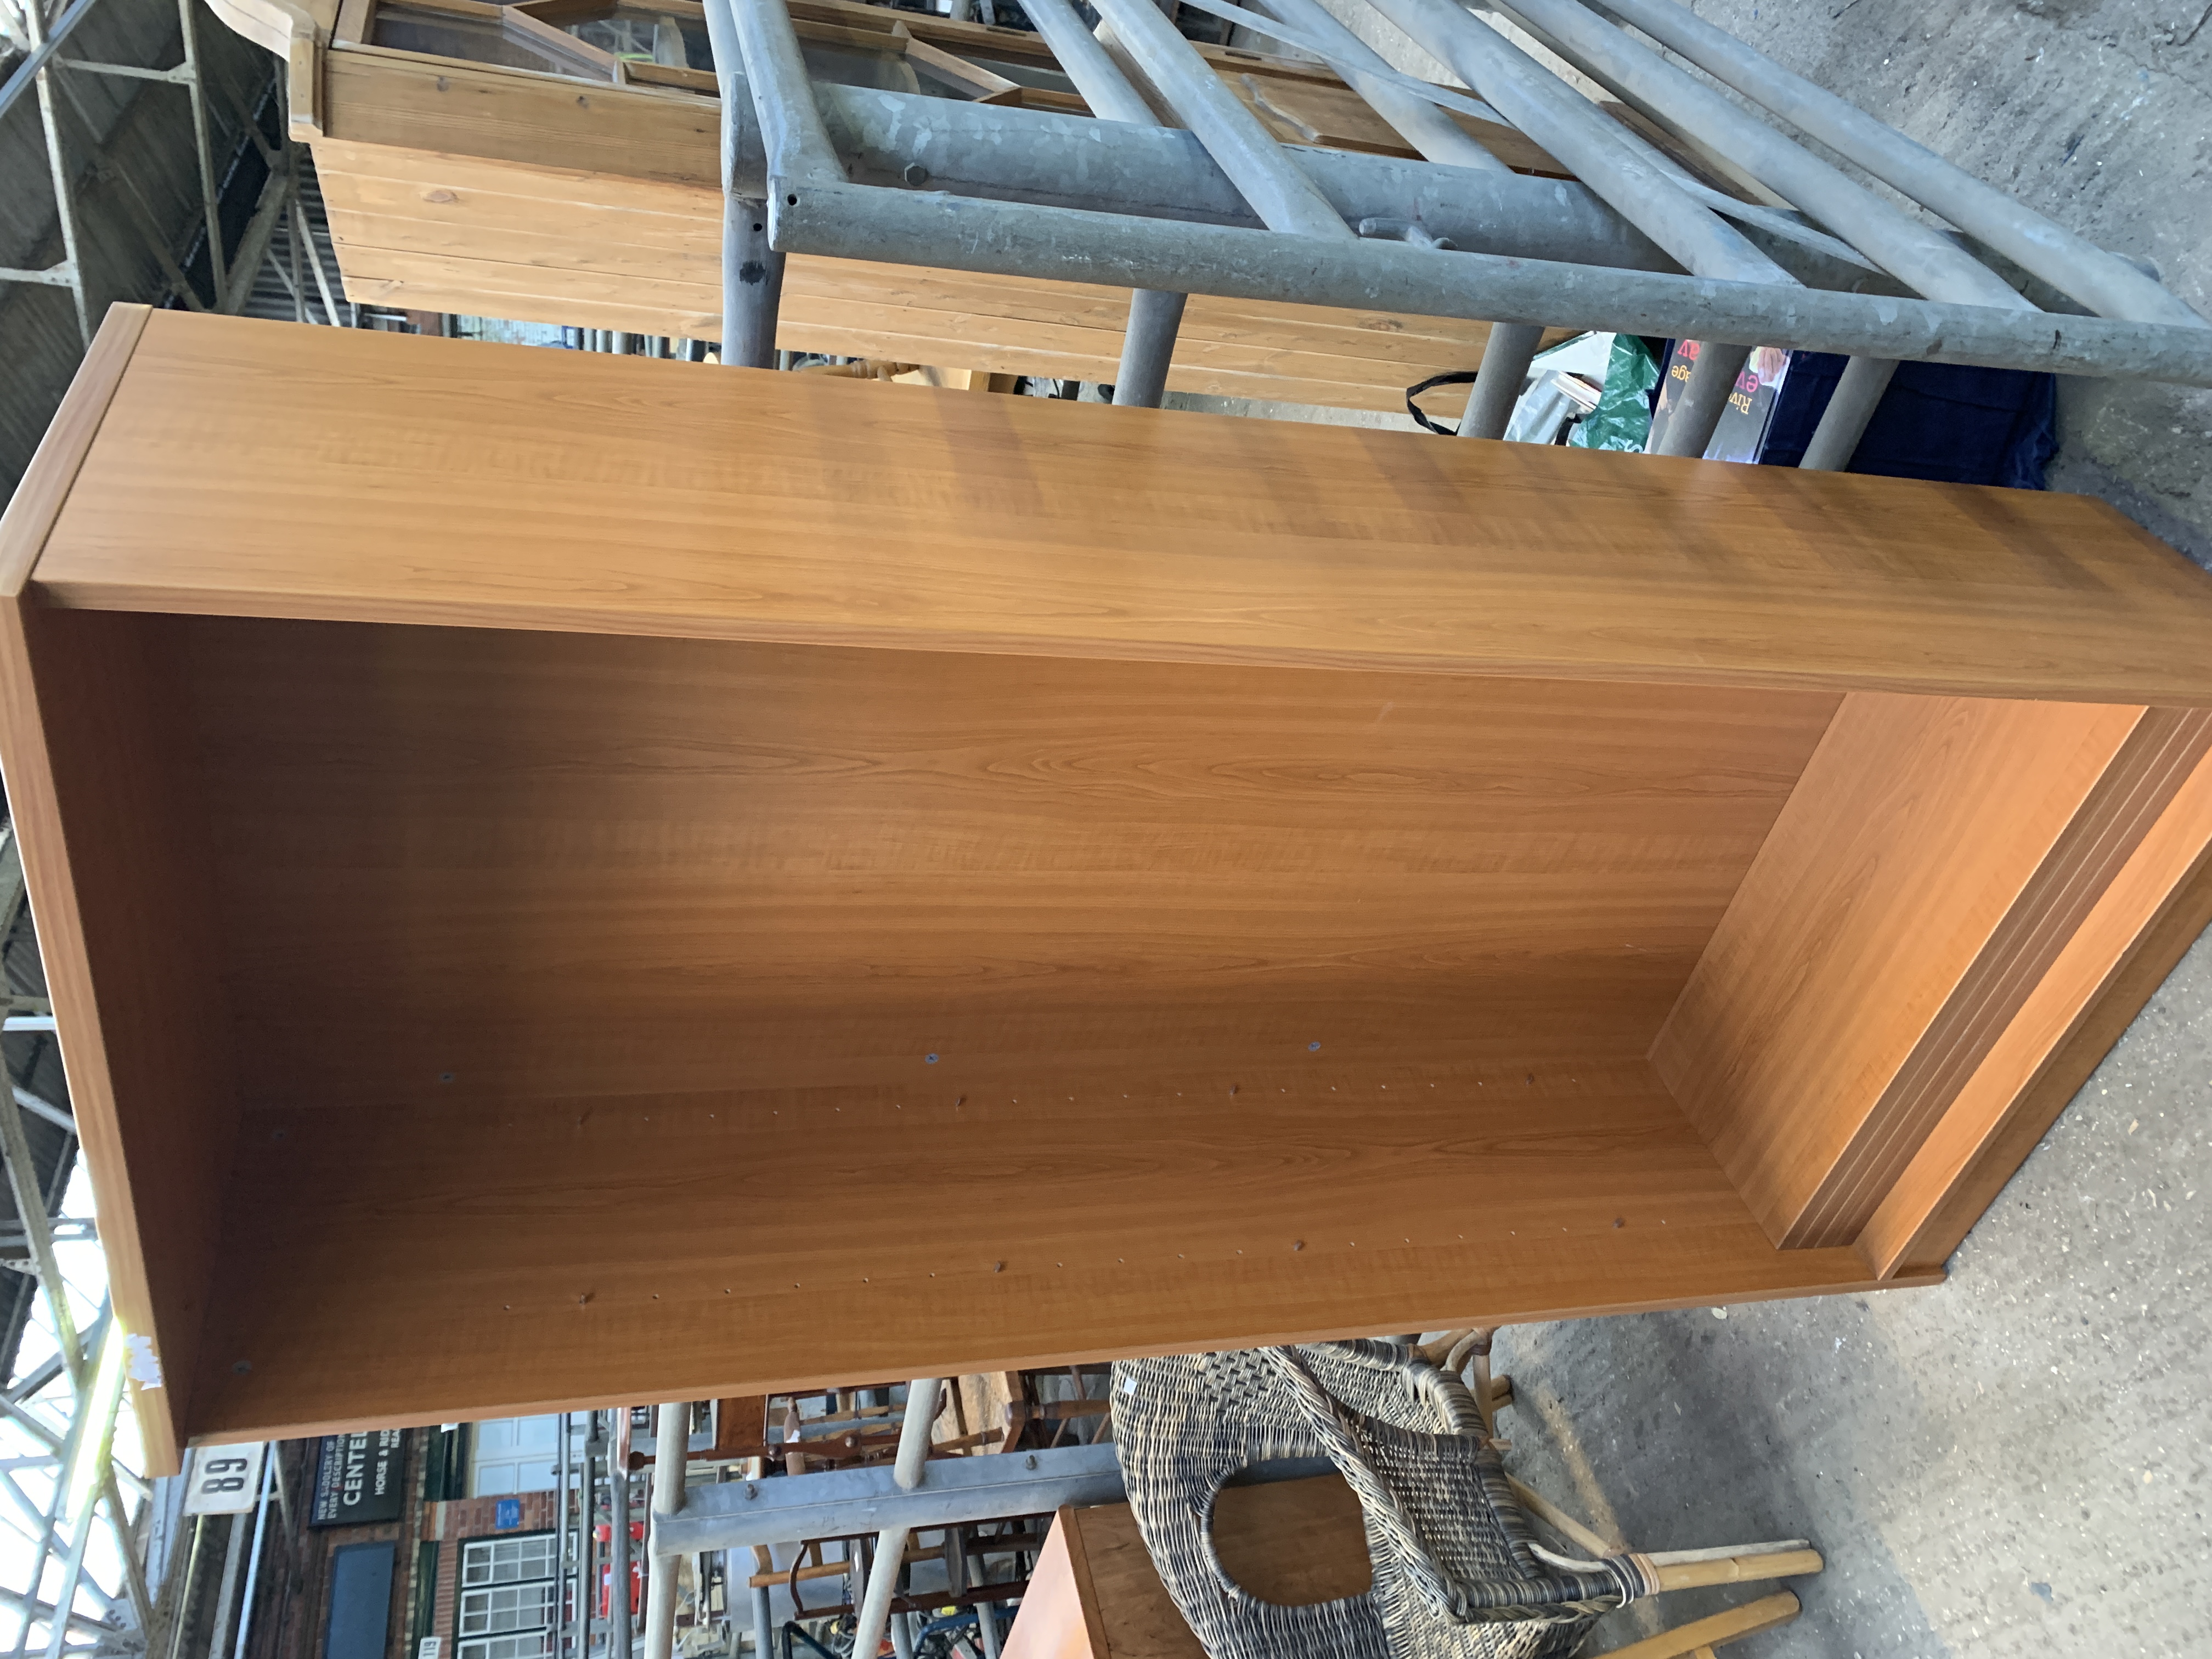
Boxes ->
[1795,703,2212,1246]
[1005,1514,1110,1659]
[1211,1475,1373,1607]
[182,618,1828,1108]
[24,313,2212,1456]
[0,306,223,1476]
[1010,1486,1379,1659]
[1859,746,2212,1276]
[38,314,2212,705]
[1655,695,2212,1249]
[186,1053,1926,1439]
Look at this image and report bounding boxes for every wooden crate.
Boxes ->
[5,308,2210,1472]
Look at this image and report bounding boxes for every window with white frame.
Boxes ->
[458,1535,559,1659]
[470,1418,565,1496]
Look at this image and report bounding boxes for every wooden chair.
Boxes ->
[1007,1341,1818,1659]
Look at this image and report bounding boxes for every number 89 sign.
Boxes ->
[183,1443,269,1515]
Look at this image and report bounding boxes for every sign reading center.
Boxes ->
[310,1430,407,1527]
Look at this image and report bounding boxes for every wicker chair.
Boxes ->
[1111,1340,1810,1659]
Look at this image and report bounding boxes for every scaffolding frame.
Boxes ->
[0,0,349,359]
[0,832,148,1659]
[701,0,2210,461]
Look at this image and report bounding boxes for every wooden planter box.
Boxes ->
[6,308,2210,1472]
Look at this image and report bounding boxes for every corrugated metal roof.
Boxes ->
[0,0,276,496]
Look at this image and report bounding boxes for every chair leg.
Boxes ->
[1443,1328,1498,1435]
[1647,1543,1824,1592]
[1594,1590,1802,1658]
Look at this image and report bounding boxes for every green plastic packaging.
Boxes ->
[1567,334,1661,452]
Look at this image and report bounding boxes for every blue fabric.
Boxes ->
[1759,354,2057,488]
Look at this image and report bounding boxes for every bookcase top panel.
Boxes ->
[32,311,2212,705]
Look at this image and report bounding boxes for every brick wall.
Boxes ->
[427,1490,564,1650]
[279,1430,431,1659]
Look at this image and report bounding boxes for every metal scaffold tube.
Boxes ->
[176,0,229,311]
[1455,321,1544,438]
[611,1412,633,1659]
[1253,0,1509,173]
[1647,341,1750,457]
[1113,287,1187,408]
[729,0,842,187]
[792,89,1677,273]
[555,1415,571,1657]
[1355,0,1788,284]
[748,1584,771,1659]
[642,1403,689,1659]
[844,1380,940,1659]
[1088,0,1354,241]
[18,0,93,343]
[1592,0,2209,329]
[770,183,2212,386]
[723,199,786,369]
[1022,0,1154,126]
[574,1426,596,1659]
[1345,0,1795,454]
[1491,0,2031,459]
[702,0,815,367]
[1798,355,1899,471]
[204,1509,247,1659]
[1022,0,1189,407]
[224,1449,275,1659]
[657,1442,1132,1555]
[1493,0,2028,310]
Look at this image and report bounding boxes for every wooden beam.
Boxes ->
[1601,1593,1802,1658]
[1652,1549,1821,1592]
[905,37,1020,101]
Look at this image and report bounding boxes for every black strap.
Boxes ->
[1405,369,1482,435]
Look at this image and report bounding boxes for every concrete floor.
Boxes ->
[1177,5,2211,1648]
[1415,4,2212,1654]
[1503,928,2212,1657]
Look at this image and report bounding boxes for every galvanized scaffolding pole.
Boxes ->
[1090,0,1351,241]
[1256,0,1508,173]
[640,1404,687,1659]
[769,183,2212,385]
[1593,0,2209,331]
[610,1412,633,1659]
[1022,0,1188,407]
[175,0,230,311]
[844,1381,940,1659]
[12,0,94,344]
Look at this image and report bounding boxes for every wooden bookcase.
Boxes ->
[5,308,2210,1473]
